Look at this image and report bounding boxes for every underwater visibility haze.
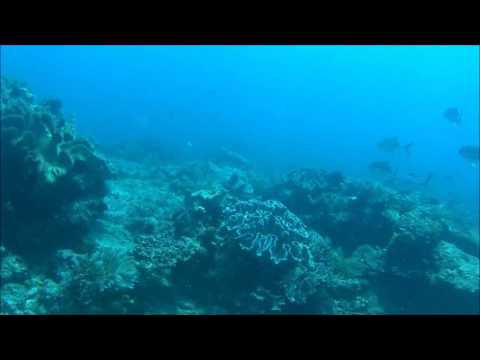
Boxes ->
[0,45,479,314]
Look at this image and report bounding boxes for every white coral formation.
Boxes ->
[220,199,321,266]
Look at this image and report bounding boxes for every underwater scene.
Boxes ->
[0,45,479,314]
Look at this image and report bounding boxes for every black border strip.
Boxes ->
[1,30,480,45]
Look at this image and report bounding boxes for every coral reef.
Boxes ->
[55,247,138,313]
[1,248,28,284]
[0,246,63,315]
[1,77,110,256]
[1,78,478,314]
[268,168,479,313]
[429,241,479,294]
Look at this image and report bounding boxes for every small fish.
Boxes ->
[458,145,479,166]
[186,141,193,148]
[444,107,462,126]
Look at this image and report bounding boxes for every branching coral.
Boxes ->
[133,222,203,286]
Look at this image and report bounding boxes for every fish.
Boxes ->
[377,137,413,155]
[444,107,462,126]
[368,161,392,174]
[458,145,479,166]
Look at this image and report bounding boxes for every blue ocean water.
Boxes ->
[1,45,479,314]
[3,45,478,213]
